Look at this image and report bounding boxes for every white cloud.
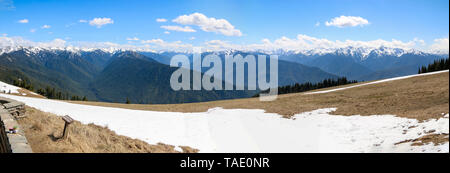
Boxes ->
[0,34,442,54]
[429,38,449,54]
[315,22,320,27]
[0,36,66,48]
[189,37,196,40]
[141,39,193,51]
[18,19,28,23]
[89,17,114,28]
[126,37,139,41]
[79,19,87,23]
[164,31,170,34]
[161,25,196,32]
[200,34,427,53]
[325,16,369,28]
[29,29,36,33]
[172,12,242,36]
[204,40,237,51]
[41,25,51,29]
[156,18,167,22]
[140,39,164,44]
[40,38,66,47]
[0,36,156,52]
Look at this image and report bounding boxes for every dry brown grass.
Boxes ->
[395,133,449,146]
[7,88,46,99]
[69,71,449,121]
[17,106,199,153]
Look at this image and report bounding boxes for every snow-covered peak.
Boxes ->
[0,45,438,60]
[286,46,429,60]
[0,46,127,56]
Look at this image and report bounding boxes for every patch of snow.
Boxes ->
[29,91,40,96]
[174,146,183,152]
[0,93,448,153]
[305,70,449,95]
[0,81,20,94]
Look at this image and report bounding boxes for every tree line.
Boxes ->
[12,79,34,91]
[36,87,88,101]
[255,77,358,97]
[9,78,88,101]
[418,58,449,74]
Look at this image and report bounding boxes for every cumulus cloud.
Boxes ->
[79,19,87,23]
[40,38,66,47]
[0,34,441,54]
[156,18,167,22]
[89,17,114,28]
[0,36,66,48]
[18,19,28,23]
[164,31,170,34]
[201,34,427,53]
[204,40,239,51]
[140,39,164,44]
[141,39,193,51]
[325,16,369,28]
[29,29,36,33]
[161,25,196,32]
[0,35,156,52]
[71,41,148,51]
[429,38,449,54]
[172,12,242,36]
[41,25,51,29]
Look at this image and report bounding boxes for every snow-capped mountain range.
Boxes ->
[0,44,447,104]
[0,45,446,60]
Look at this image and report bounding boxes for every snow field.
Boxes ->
[1,93,448,153]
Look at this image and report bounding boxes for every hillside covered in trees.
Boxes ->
[9,78,88,101]
[418,58,449,74]
[255,77,358,96]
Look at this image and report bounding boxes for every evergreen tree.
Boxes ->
[418,58,449,74]
[255,77,358,96]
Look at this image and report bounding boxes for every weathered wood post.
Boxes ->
[0,118,12,153]
[61,115,74,139]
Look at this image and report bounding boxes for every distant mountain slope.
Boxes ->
[91,51,254,104]
[278,47,447,81]
[1,46,445,103]
[0,48,100,98]
[304,54,373,79]
[355,65,417,81]
[143,51,339,86]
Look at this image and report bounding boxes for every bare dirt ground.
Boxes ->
[17,106,198,153]
[8,88,46,99]
[69,71,449,121]
[395,133,449,146]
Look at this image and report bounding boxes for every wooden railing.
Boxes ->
[0,97,32,153]
[0,116,12,153]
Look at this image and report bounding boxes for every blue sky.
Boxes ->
[0,0,449,52]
